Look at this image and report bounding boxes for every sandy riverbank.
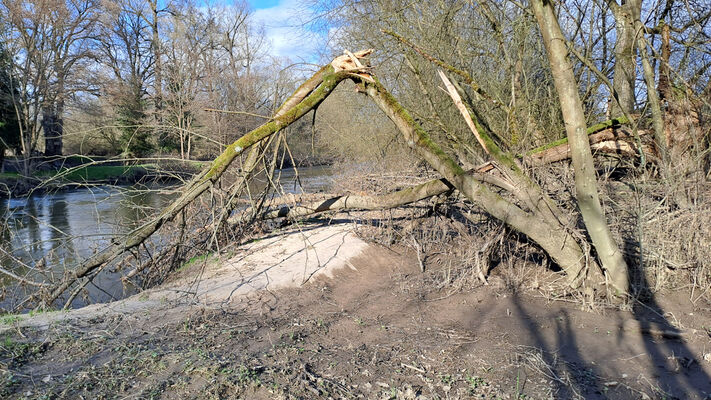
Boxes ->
[1,221,710,399]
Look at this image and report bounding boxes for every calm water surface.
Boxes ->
[0,166,332,310]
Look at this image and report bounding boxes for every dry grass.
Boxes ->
[333,159,711,305]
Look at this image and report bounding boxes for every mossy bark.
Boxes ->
[42,67,350,307]
[363,77,589,287]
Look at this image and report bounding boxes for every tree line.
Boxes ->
[0,0,309,175]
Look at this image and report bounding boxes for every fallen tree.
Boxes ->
[23,44,649,309]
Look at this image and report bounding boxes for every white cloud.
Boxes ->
[251,0,325,63]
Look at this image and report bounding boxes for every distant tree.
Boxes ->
[99,0,156,158]
[0,45,21,171]
[115,79,153,158]
[1,0,98,174]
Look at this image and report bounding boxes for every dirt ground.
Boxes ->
[1,221,710,399]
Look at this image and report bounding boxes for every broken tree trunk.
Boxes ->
[37,47,627,308]
[39,52,372,307]
[360,75,592,287]
[527,127,653,165]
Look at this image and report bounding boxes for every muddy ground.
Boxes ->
[1,222,710,399]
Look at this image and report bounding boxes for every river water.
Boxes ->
[0,166,333,310]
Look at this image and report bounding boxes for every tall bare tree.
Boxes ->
[532,0,629,294]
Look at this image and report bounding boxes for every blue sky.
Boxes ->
[247,0,325,63]
[248,0,281,7]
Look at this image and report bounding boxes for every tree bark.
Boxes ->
[533,0,629,295]
[608,0,640,117]
[361,76,590,287]
[40,60,356,307]
[658,23,672,104]
[528,127,651,165]
[230,177,454,224]
[635,21,668,166]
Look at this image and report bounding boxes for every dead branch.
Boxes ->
[38,53,369,308]
[527,127,654,165]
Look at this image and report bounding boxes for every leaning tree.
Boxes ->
[12,0,707,308]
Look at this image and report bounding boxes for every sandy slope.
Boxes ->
[3,222,369,332]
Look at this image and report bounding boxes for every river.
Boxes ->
[0,166,333,310]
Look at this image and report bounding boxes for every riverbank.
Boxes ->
[1,221,710,399]
[0,162,200,197]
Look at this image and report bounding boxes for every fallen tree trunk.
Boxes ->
[361,74,593,287]
[227,162,518,224]
[230,178,453,224]
[39,52,373,307]
[527,127,653,165]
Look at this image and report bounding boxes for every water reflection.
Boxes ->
[0,185,177,310]
[0,166,333,310]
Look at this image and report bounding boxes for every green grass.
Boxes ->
[39,165,151,182]
[176,253,212,273]
[0,314,22,325]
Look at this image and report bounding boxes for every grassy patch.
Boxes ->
[40,165,150,182]
[176,253,212,273]
[0,314,21,325]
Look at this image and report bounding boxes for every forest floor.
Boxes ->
[1,220,710,399]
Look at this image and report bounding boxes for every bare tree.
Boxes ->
[532,0,629,294]
[1,0,98,172]
[98,0,156,157]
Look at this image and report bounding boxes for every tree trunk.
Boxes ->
[362,77,590,287]
[609,0,640,117]
[658,23,672,104]
[533,0,629,295]
[42,107,63,157]
[635,20,668,166]
[43,70,65,158]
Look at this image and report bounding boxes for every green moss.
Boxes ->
[369,77,464,176]
[176,253,212,273]
[468,111,520,172]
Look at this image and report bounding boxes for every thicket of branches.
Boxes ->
[1,0,710,310]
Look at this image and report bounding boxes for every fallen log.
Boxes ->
[527,127,654,165]
[38,51,373,308]
[226,163,517,224]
